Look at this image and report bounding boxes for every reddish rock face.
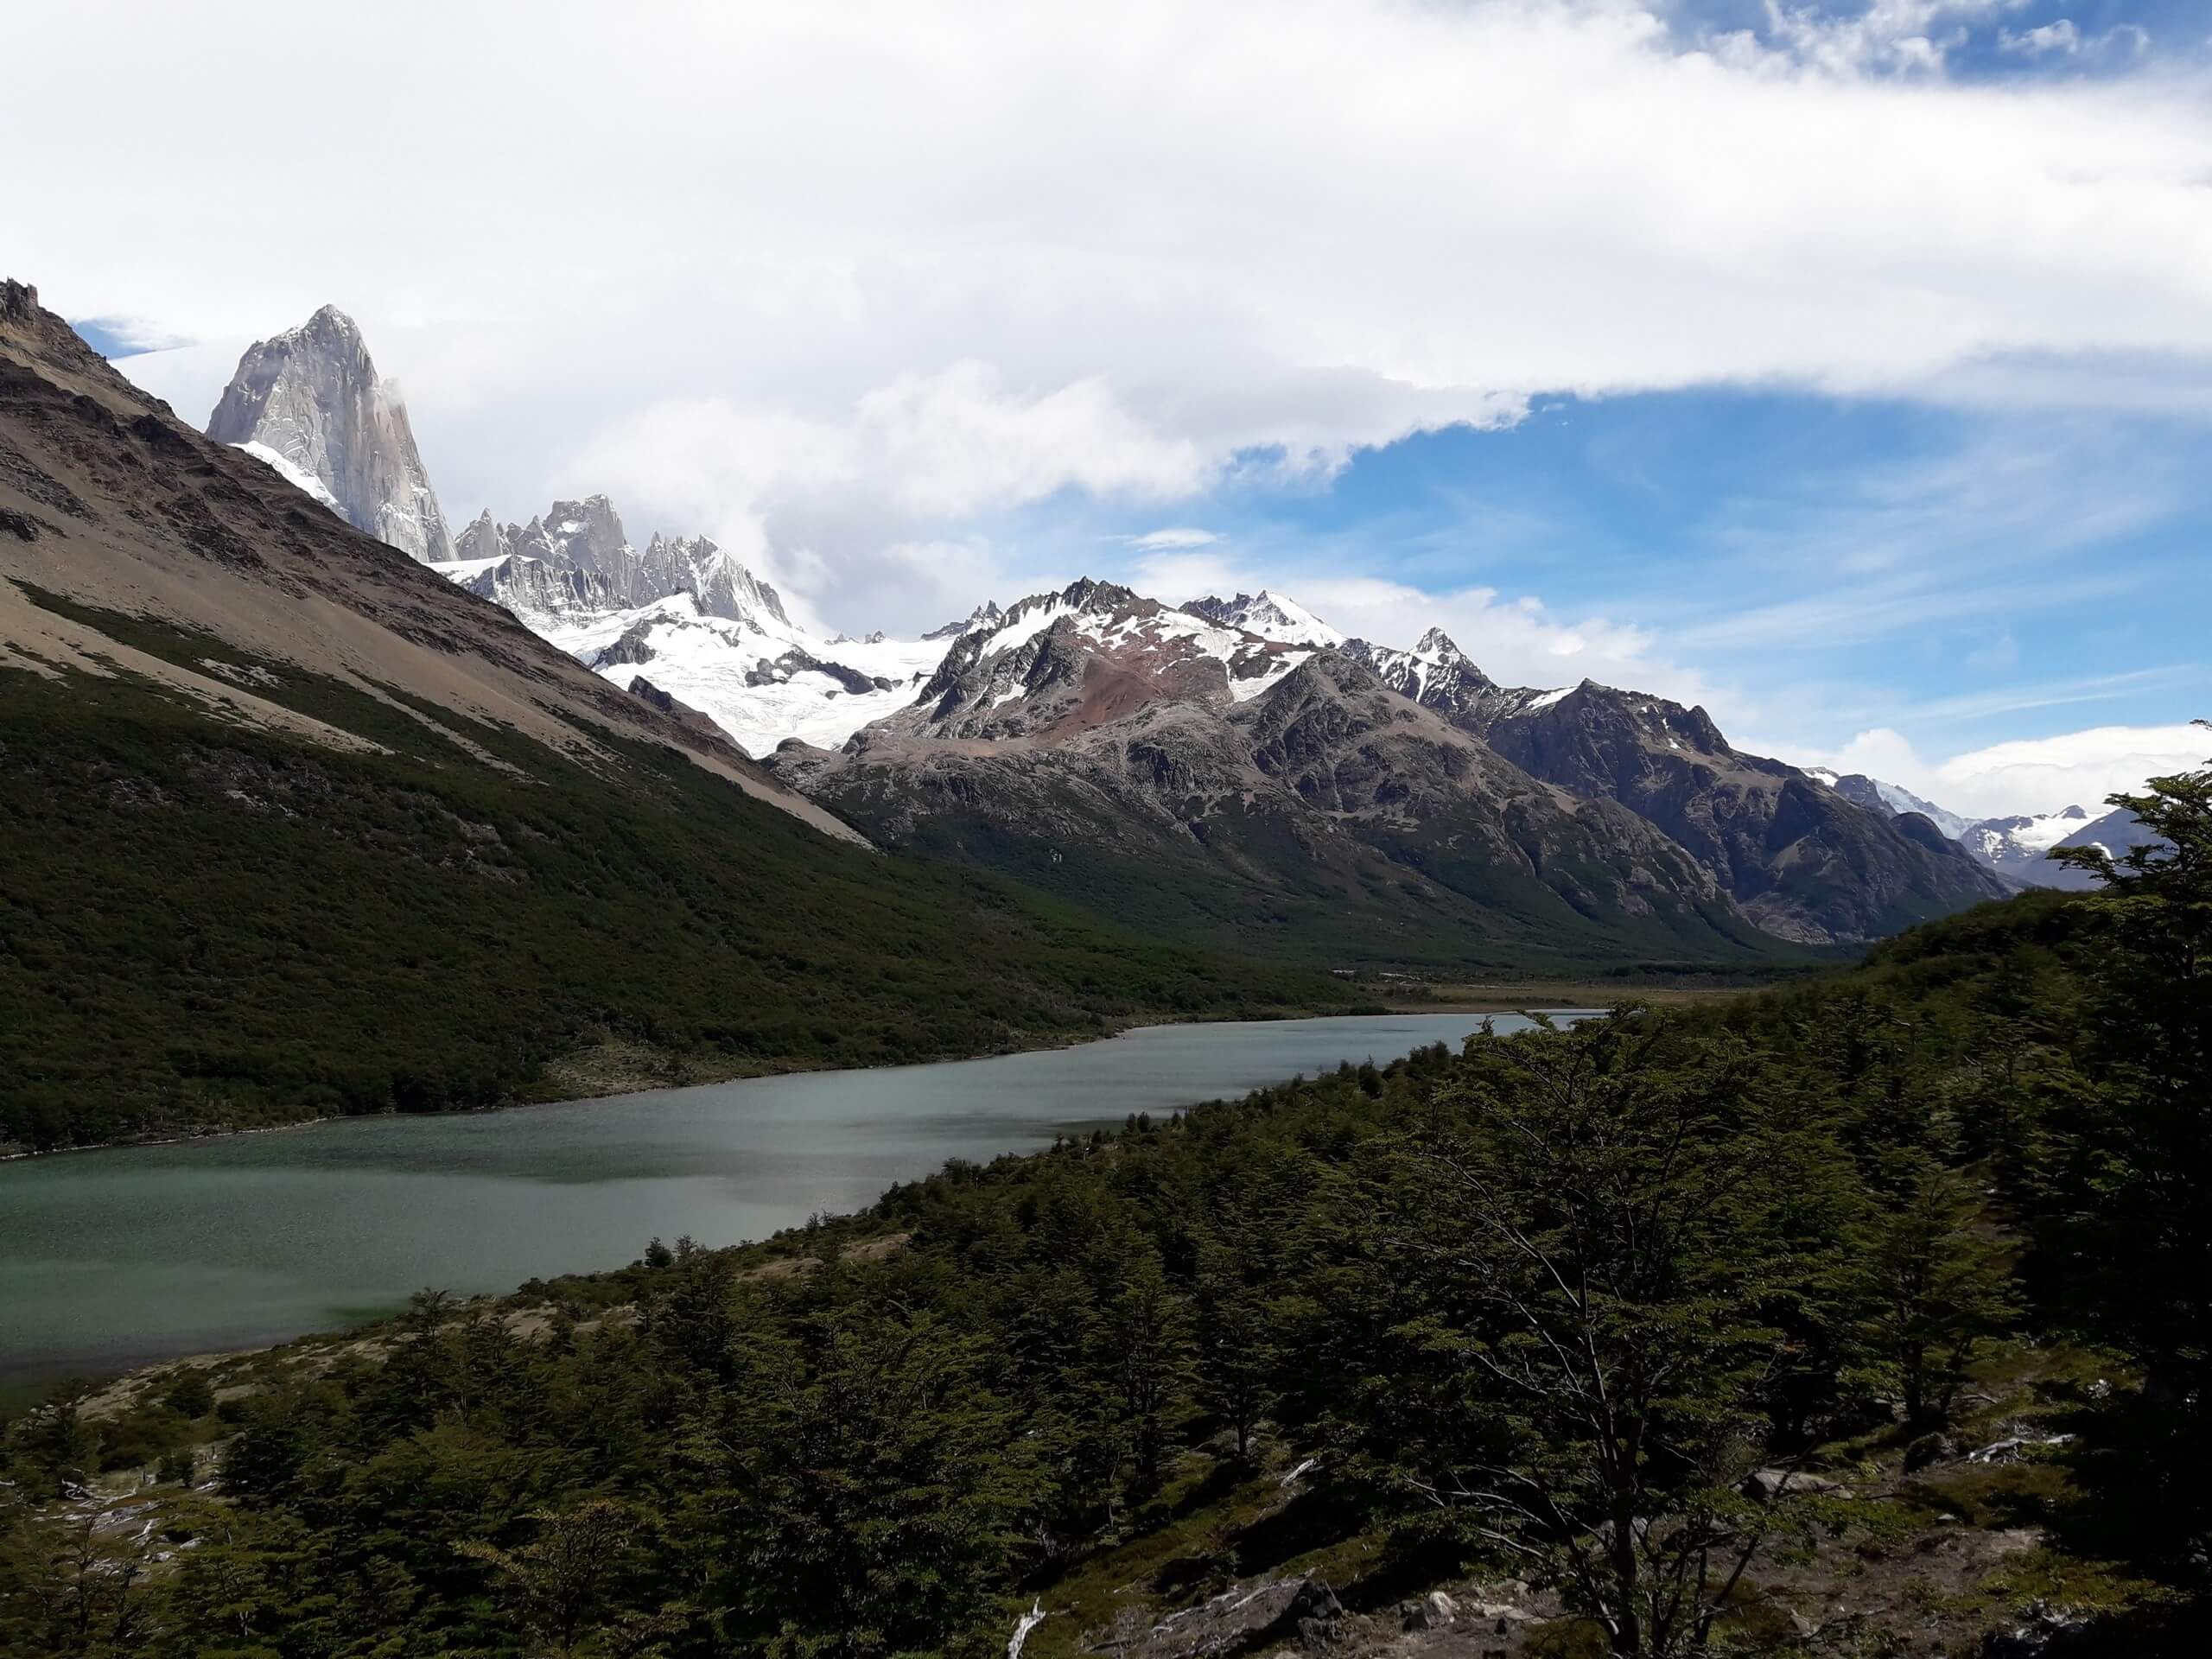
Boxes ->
[771,588,2005,958]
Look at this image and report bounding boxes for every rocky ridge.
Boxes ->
[188,306,2013,957]
[0,277,853,842]
[206,305,454,562]
[772,608,1796,969]
[1342,629,2008,944]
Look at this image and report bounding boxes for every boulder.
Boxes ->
[1981,1597,2088,1656]
[1401,1590,1458,1630]
[1115,1571,1344,1657]
[1744,1467,1850,1503]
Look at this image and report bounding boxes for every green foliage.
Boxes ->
[454,1499,680,1657]
[0,609,1349,1152]
[680,1306,1039,1656]
[1854,1155,2018,1435]
[3,744,2207,1656]
[1370,1020,1851,1656]
[877,801,1821,982]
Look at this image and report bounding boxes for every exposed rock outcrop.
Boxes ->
[1106,1571,1344,1658]
[1348,630,2007,943]
[772,598,1772,972]
[207,306,453,562]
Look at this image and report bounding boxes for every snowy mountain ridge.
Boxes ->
[1803,771,2158,890]
[1804,768,1975,839]
[430,499,2133,906]
[1180,589,1345,646]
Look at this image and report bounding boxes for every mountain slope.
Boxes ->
[1350,632,2007,942]
[772,583,1794,975]
[0,279,1348,1152]
[206,304,454,562]
[1805,766,1974,839]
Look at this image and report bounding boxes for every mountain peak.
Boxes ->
[1059,575,1139,613]
[925,599,1004,640]
[302,303,361,340]
[1414,626,1460,658]
[1182,589,1344,646]
[207,306,452,562]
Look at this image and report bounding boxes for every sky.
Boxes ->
[9,0,2210,818]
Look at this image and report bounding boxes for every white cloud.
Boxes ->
[20,0,2210,605]
[1126,528,1222,551]
[1737,1,2027,78]
[1997,18,2152,59]
[22,1,2208,779]
[1999,20,2081,56]
[1784,721,2210,818]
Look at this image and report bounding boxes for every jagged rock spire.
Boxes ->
[207,306,453,562]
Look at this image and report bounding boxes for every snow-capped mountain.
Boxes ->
[1961,806,2094,874]
[437,495,944,755]
[1957,803,2158,889]
[1802,769,2158,890]
[445,498,791,632]
[1345,628,1577,724]
[1181,590,1345,647]
[206,306,453,563]
[889,579,1317,741]
[1804,769,1974,839]
[766,575,1999,949]
[922,601,1004,640]
[1330,633,2002,943]
[437,517,2001,945]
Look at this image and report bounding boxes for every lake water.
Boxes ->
[0,1013,1576,1381]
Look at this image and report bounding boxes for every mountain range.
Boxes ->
[1806,767,2154,892]
[166,303,2013,972]
[1,278,1342,1152]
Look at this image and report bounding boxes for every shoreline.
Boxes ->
[0,1007,1583,1393]
[1382,982,1742,1014]
[3,976,1764,1165]
[0,996,1384,1164]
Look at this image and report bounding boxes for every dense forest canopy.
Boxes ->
[3,750,2206,1656]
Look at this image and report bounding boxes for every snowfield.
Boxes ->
[431,533,1538,763]
[233,441,341,512]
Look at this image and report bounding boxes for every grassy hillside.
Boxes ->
[0,588,1355,1153]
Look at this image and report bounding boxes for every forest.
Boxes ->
[0,606,1352,1154]
[1,754,2204,1656]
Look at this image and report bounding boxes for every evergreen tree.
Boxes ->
[1858,1154,2018,1435]
[2041,740,2212,1573]
[1193,1238,1279,1463]
[1389,1017,1847,1659]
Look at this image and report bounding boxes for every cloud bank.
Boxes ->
[16,0,2212,617]
[13,2,2205,815]
[1789,721,2212,820]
